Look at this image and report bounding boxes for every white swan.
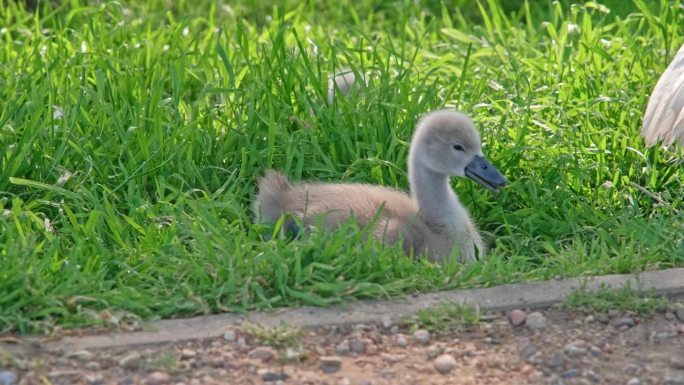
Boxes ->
[252,110,507,263]
[642,43,684,147]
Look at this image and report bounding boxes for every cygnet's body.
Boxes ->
[252,110,507,263]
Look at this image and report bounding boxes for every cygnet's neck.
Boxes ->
[408,159,468,231]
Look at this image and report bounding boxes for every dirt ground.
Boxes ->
[2,300,684,385]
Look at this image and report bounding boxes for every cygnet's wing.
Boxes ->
[642,43,684,147]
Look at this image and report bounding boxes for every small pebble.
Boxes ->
[413,329,431,345]
[0,371,18,385]
[67,350,95,362]
[236,337,249,352]
[608,309,620,318]
[426,344,444,359]
[222,330,237,342]
[433,354,457,374]
[142,372,170,385]
[675,308,684,322]
[84,361,101,371]
[526,312,548,332]
[545,352,565,368]
[395,334,408,348]
[584,315,596,323]
[247,347,276,362]
[261,371,289,382]
[508,309,527,326]
[180,349,196,359]
[381,316,393,329]
[335,340,351,355]
[561,368,581,379]
[665,312,676,321]
[319,356,342,374]
[337,378,351,385]
[670,357,684,370]
[520,344,537,360]
[349,337,366,354]
[118,352,142,369]
[664,371,684,385]
[381,353,406,363]
[611,317,636,328]
[589,345,602,356]
[564,343,587,357]
[586,370,601,382]
[627,378,641,385]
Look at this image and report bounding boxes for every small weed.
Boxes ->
[399,302,480,336]
[241,322,304,351]
[562,282,669,317]
[145,351,178,372]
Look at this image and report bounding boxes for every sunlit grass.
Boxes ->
[0,0,682,333]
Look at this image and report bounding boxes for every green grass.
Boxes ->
[0,0,683,334]
[562,282,669,316]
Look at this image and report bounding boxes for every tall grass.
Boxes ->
[0,0,682,333]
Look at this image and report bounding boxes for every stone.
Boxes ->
[666,312,676,321]
[664,371,684,385]
[671,357,684,370]
[236,337,249,352]
[433,354,457,374]
[381,316,393,329]
[84,361,101,371]
[584,315,596,323]
[545,352,565,368]
[247,347,276,362]
[366,340,378,355]
[142,372,171,385]
[520,344,537,360]
[395,334,408,348]
[586,370,601,383]
[627,378,641,385]
[320,356,342,374]
[260,370,288,382]
[0,371,18,385]
[589,345,602,356]
[564,343,587,357]
[611,317,636,328]
[608,309,620,318]
[561,368,581,379]
[118,352,142,369]
[526,312,548,332]
[675,308,684,322]
[349,337,366,354]
[337,378,351,385]
[413,329,431,345]
[67,350,95,362]
[180,349,196,360]
[381,353,406,363]
[427,344,444,359]
[222,330,237,342]
[335,339,351,355]
[507,309,527,326]
[284,347,301,361]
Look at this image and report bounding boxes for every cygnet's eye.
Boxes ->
[453,144,465,152]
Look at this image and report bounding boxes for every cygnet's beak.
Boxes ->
[464,155,507,193]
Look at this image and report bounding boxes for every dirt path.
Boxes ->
[2,299,684,385]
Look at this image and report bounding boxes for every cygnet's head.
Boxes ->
[410,109,507,192]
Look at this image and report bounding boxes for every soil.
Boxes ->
[2,301,684,385]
